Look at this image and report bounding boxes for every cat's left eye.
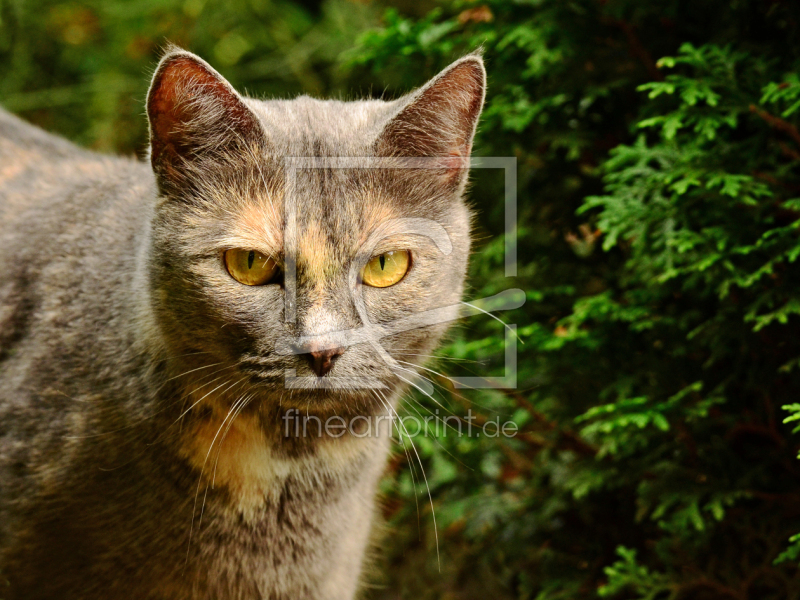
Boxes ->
[361,250,411,288]
[224,249,279,286]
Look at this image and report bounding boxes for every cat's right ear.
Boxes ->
[146,48,264,195]
[376,53,486,190]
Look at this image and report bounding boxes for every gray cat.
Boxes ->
[0,46,484,599]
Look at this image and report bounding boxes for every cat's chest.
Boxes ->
[178,409,374,520]
[170,414,380,600]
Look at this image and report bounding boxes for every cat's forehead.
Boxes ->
[232,171,417,256]
[245,96,393,156]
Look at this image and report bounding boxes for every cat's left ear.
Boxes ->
[146,47,265,195]
[377,53,486,183]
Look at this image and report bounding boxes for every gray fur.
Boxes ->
[0,48,485,599]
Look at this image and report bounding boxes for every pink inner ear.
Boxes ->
[148,56,244,164]
[440,149,471,171]
[378,57,484,168]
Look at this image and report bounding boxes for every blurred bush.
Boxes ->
[0,0,382,153]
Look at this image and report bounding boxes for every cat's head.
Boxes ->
[144,48,485,418]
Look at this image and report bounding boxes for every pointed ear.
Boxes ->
[146,48,264,194]
[377,54,486,180]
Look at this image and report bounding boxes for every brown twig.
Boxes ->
[745,490,800,504]
[726,422,785,448]
[503,390,599,457]
[675,420,699,462]
[779,141,800,162]
[750,104,800,151]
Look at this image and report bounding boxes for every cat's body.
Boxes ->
[0,49,484,599]
[0,109,383,599]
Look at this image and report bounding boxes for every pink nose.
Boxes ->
[306,348,344,377]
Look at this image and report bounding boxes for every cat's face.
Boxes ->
[145,49,484,417]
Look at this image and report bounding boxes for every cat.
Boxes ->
[0,46,484,599]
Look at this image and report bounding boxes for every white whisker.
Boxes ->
[460,300,523,342]
[374,389,422,536]
[185,376,248,566]
[384,389,440,571]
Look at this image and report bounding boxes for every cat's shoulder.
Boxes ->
[0,108,154,250]
[0,108,151,200]
[0,108,90,161]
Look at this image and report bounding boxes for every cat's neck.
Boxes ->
[175,395,394,520]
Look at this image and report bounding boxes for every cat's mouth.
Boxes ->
[242,365,391,395]
[282,367,390,393]
[237,351,392,403]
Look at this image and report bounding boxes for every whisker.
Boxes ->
[185,376,248,566]
[374,389,422,538]
[211,392,254,489]
[165,361,224,383]
[395,391,474,472]
[390,364,456,419]
[171,374,241,429]
[388,390,441,571]
[460,300,523,343]
[390,351,480,364]
[63,363,240,441]
[396,359,474,389]
[396,359,515,419]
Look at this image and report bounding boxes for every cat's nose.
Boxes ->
[305,348,345,377]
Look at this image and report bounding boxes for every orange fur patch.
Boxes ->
[179,404,382,519]
[180,411,280,516]
[359,202,403,246]
[0,145,37,185]
[298,222,334,285]
[233,200,283,251]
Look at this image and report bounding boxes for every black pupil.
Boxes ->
[248,250,255,269]
[379,254,386,270]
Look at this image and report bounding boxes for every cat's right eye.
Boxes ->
[224,249,279,286]
[361,250,411,288]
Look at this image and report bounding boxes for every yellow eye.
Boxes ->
[361,250,411,288]
[224,249,279,286]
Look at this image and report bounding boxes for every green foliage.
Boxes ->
[347,1,800,598]
[598,547,672,600]
[0,0,382,152]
